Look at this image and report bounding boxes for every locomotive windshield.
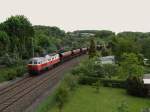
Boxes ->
[28,60,38,65]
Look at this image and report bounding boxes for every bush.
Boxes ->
[55,84,69,112]
[72,58,105,78]
[3,69,17,80]
[78,76,126,88]
[79,76,99,85]
[92,79,101,93]
[63,74,78,91]
[126,76,148,97]
[101,79,126,88]
[16,66,26,77]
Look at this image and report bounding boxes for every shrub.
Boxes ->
[92,79,101,93]
[16,66,26,77]
[55,85,69,112]
[79,76,99,85]
[78,76,126,88]
[3,69,17,80]
[63,74,78,91]
[101,79,126,88]
[126,76,148,97]
[72,58,105,78]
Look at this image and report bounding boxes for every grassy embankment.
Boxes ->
[36,85,150,112]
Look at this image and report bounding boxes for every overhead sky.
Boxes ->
[0,0,150,32]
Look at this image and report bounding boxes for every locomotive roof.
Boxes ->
[48,53,58,56]
[30,57,45,61]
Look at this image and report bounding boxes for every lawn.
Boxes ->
[49,86,150,112]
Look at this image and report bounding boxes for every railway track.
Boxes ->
[0,55,85,112]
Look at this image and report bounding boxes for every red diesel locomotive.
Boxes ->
[27,48,87,75]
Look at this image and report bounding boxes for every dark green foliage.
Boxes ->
[119,53,144,79]
[95,30,115,41]
[78,76,99,85]
[126,76,148,97]
[0,53,24,67]
[140,38,150,60]
[3,69,17,80]
[102,64,118,79]
[111,37,141,61]
[55,85,69,112]
[2,15,34,37]
[101,47,111,56]
[16,66,26,77]
[0,66,26,82]
[0,31,10,56]
[63,74,78,91]
[101,79,126,88]
[0,15,34,59]
[88,39,97,58]
[92,79,101,93]
[72,58,105,78]
[78,76,126,88]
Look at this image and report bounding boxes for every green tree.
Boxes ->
[1,15,34,58]
[55,85,69,112]
[0,31,10,56]
[93,79,101,93]
[72,58,104,78]
[140,38,150,61]
[119,53,144,78]
[102,64,118,79]
[111,37,141,61]
[88,38,97,58]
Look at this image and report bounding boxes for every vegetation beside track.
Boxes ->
[49,85,150,112]
[0,65,26,82]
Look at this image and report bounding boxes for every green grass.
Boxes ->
[49,86,150,112]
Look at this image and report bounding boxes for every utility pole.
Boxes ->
[32,37,34,57]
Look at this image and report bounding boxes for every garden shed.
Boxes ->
[143,74,150,96]
[143,74,150,85]
[100,56,115,64]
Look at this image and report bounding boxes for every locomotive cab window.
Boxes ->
[33,61,38,64]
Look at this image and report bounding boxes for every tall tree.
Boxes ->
[0,31,10,55]
[119,53,144,78]
[111,37,141,61]
[88,38,97,58]
[1,15,34,58]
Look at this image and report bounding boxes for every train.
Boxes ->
[27,48,88,75]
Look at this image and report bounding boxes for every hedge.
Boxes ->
[79,76,126,88]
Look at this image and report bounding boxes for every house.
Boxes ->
[143,74,150,84]
[100,56,115,64]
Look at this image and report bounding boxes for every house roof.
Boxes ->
[100,56,115,64]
